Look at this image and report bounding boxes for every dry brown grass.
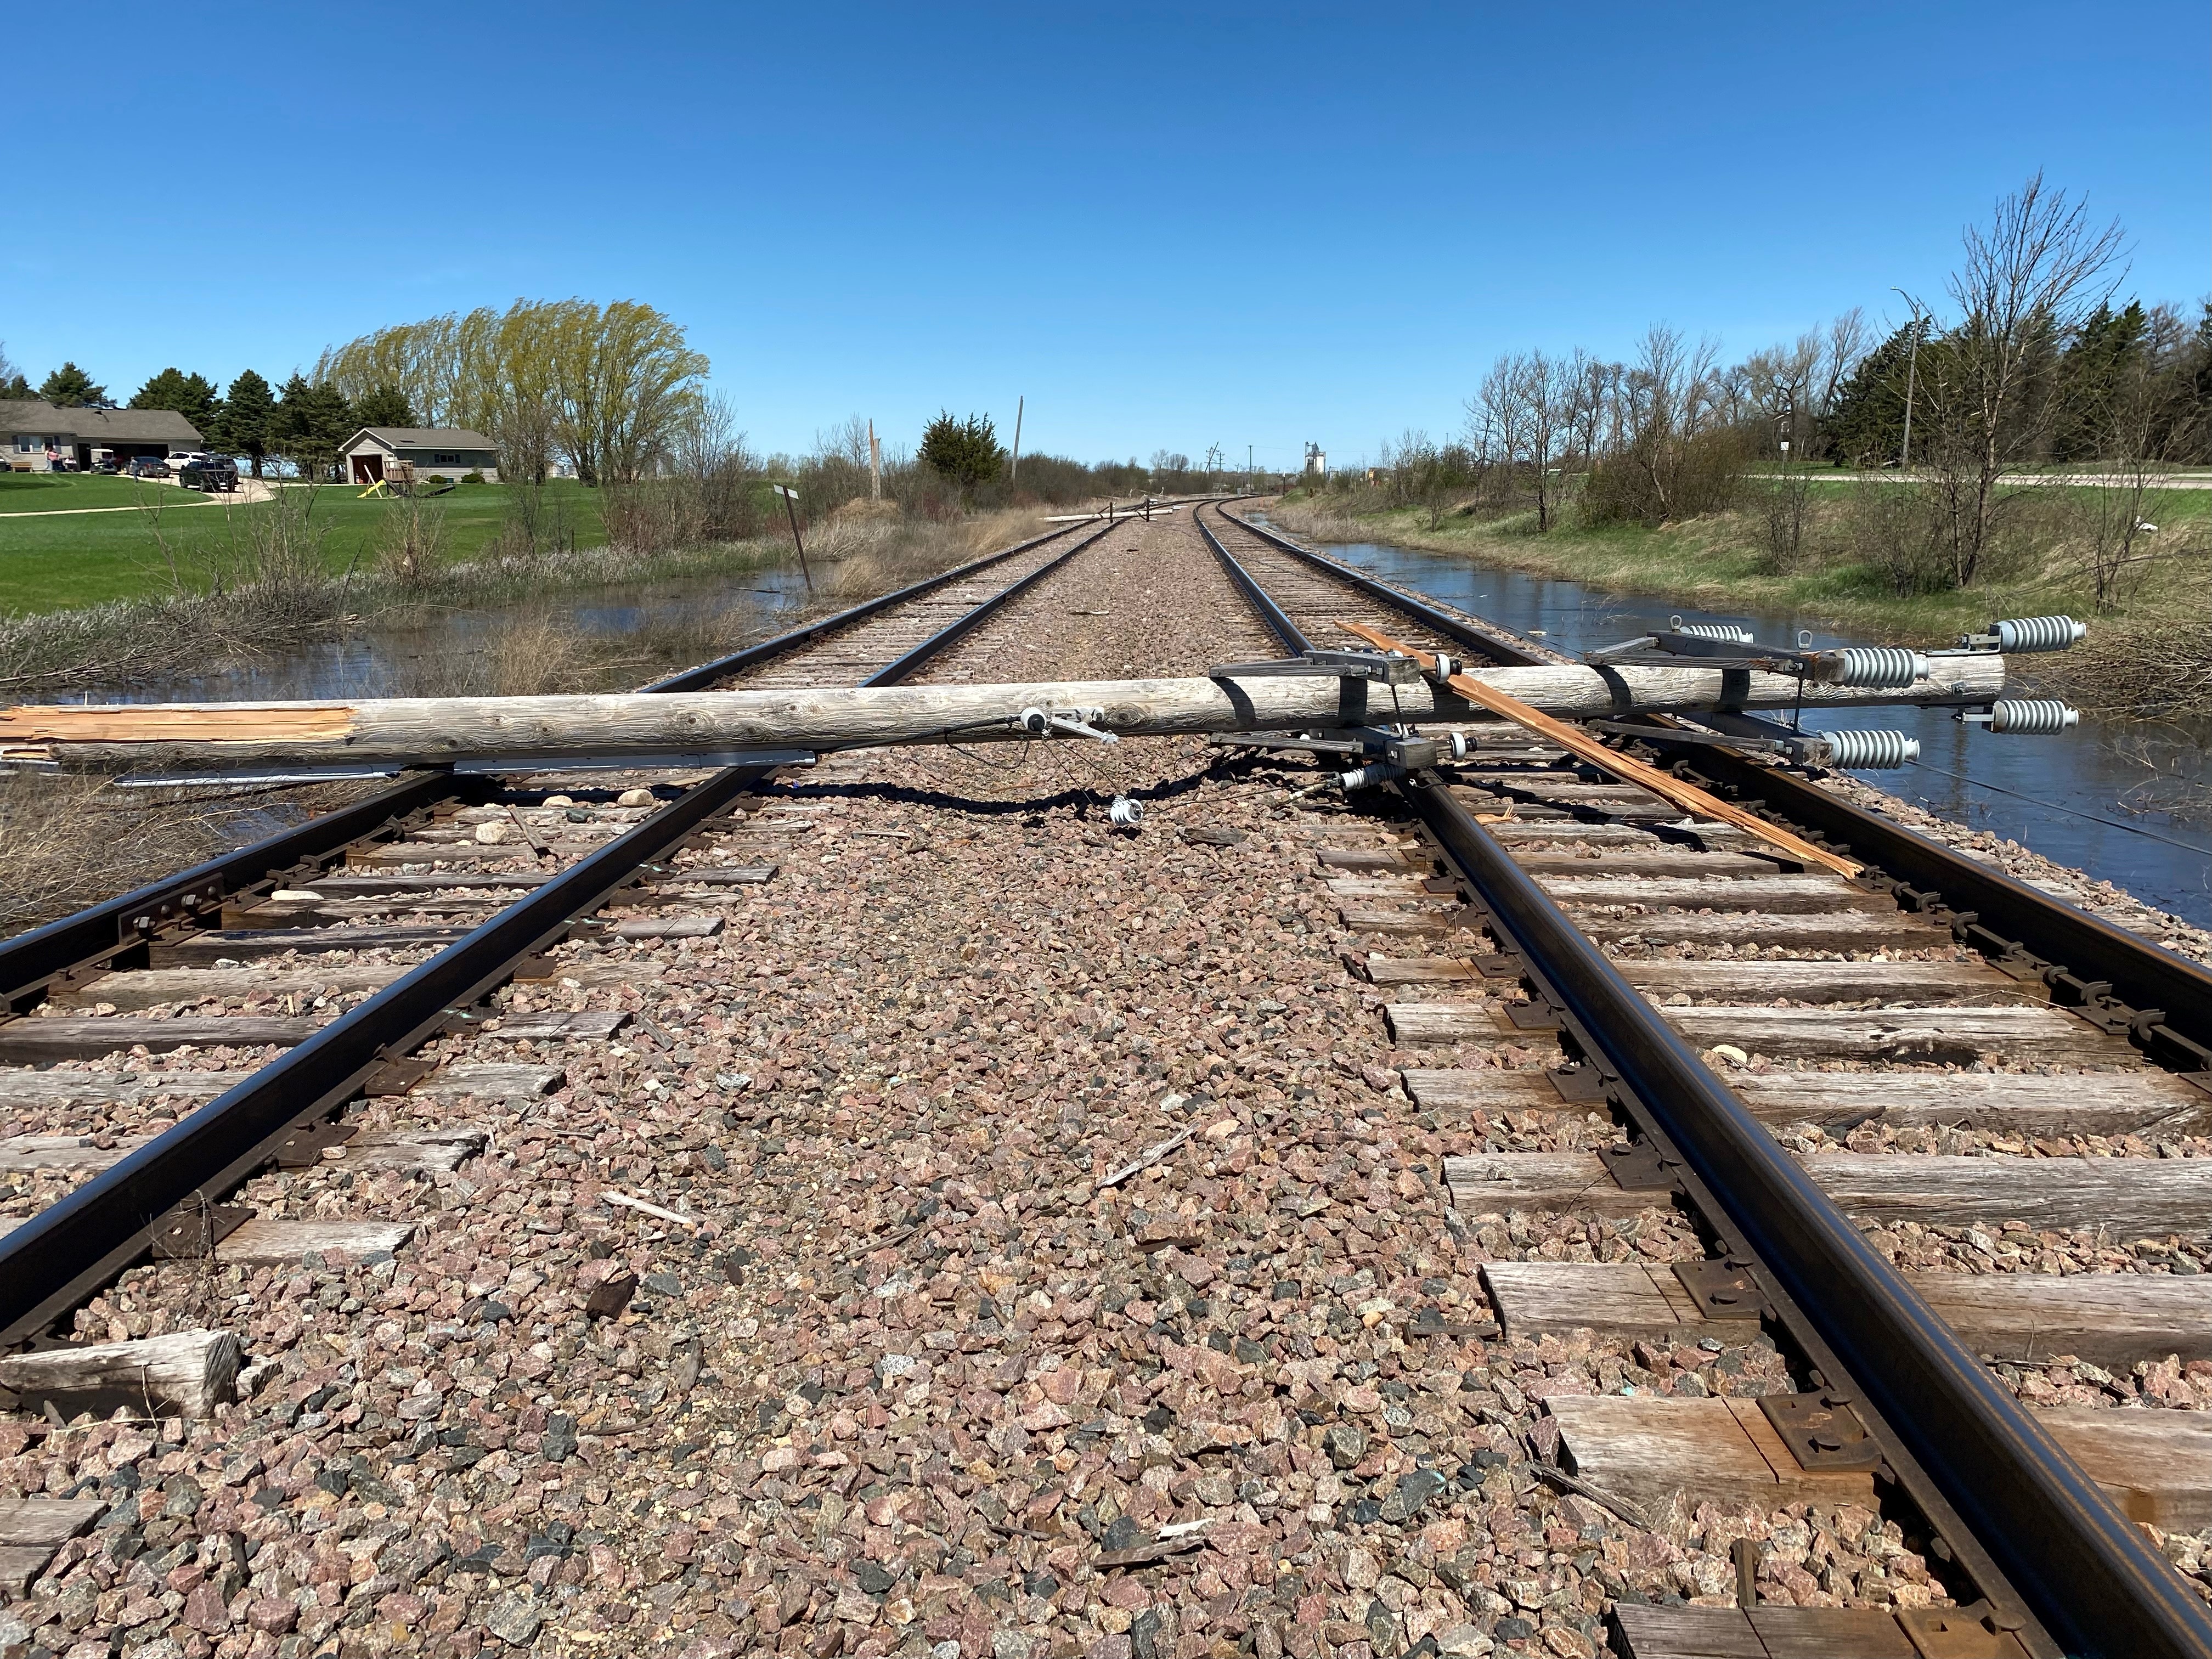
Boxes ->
[0,772,392,935]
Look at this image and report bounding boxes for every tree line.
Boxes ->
[1338,175,2211,599]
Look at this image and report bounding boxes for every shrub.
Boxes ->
[461,470,486,484]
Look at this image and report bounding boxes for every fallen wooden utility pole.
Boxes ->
[1342,622,1861,876]
[0,657,2008,775]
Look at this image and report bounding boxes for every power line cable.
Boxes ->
[1898,758,2212,856]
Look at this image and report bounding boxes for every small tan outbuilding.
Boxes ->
[341,427,500,485]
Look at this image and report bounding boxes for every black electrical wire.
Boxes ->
[1899,758,2212,857]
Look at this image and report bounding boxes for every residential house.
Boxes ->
[1,400,202,471]
[340,428,501,486]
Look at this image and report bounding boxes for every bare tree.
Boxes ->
[1913,172,2128,585]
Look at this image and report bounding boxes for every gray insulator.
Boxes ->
[1992,616,2086,653]
[1445,731,1471,760]
[1429,652,1459,682]
[1107,795,1144,827]
[1669,617,1754,643]
[1827,646,1930,687]
[1018,706,1049,735]
[1824,730,1919,769]
[1987,699,2079,735]
[1338,763,1408,791]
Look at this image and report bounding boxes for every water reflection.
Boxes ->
[1314,536,2212,930]
[98,569,816,705]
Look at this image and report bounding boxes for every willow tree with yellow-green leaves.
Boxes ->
[316,299,709,486]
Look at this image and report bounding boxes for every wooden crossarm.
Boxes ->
[1337,620,1862,878]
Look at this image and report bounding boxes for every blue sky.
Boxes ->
[7,1,2205,468]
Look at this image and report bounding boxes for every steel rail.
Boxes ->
[0,514,1116,1006]
[1401,774,2212,1659]
[1212,503,1549,667]
[1195,505,1306,652]
[0,510,1127,1345]
[0,770,479,1009]
[1629,729,2212,1066]
[860,517,1120,687]
[1201,504,2212,1652]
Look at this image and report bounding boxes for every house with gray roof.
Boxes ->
[341,427,501,485]
[1,400,202,471]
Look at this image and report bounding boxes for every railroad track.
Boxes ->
[1195,499,2212,1657]
[0,510,1146,1420]
[0,492,2205,1658]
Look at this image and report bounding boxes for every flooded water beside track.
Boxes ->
[1302,533,2212,930]
[95,569,817,706]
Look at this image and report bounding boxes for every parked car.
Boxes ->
[126,456,171,479]
[166,451,211,472]
[179,458,238,493]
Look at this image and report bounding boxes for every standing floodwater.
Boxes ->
[1311,534,2212,931]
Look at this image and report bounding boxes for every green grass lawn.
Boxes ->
[0,472,224,514]
[0,481,607,613]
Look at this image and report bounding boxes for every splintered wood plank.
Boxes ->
[0,1329,240,1418]
[1484,1260,2212,1367]
[1574,911,1938,951]
[1536,874,1882,915]
[1544,1395,1877,1510]
[217,1218,415,1265]
[1663,1006,2130,1065]
[0,1015,316,1061]
[1446,1150,2212,1233]
[346,842,538,870]
[153,925,465,966]
[0,1497,107,1547]
[1621,958,2043,1006]
[48,964,407,1012]
[343,1126,487,1173]
[610,916,723,940]
[495,1010,628,1042]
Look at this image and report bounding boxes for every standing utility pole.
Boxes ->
[868,421,881,500]
[774,484,814,594]
[1891,287,1922,473]
[1009,396,1023,489]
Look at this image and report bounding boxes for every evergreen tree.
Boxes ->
[2051,301,2147,461]
[129,368,223,440]
[351,383,417,429]
[0,374,29,402]
[214,370,276,477]
[1824,321,1933,468]
[918,411,1004,492]
[270,374,354,481]
[37,362,106,407]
